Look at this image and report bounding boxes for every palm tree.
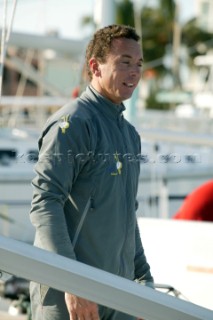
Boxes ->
[116,0,134,27]
[182,18,213,63]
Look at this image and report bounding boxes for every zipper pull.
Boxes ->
[90,198,95,211]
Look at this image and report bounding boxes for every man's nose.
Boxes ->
[130,64,141,76]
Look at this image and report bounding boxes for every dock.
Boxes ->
[0,312,27,320]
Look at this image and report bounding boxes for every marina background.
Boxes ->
[0,0,213,318]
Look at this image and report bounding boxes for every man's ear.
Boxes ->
[89,58,101,77]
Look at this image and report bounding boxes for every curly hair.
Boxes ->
[85,24,140,81]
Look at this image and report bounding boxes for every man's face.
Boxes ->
[90,38,143,104]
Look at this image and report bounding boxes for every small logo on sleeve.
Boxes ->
[59,115,70,134]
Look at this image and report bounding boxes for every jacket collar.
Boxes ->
[82,85,125,119]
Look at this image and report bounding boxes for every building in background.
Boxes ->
[196,0,213,32]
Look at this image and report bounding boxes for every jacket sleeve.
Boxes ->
[30,114,93,260]
[133,129,154,287]
[134,221,155,288]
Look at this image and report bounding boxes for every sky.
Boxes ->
[1,0,197,40]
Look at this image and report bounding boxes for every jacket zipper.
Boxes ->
[72,196,91,249]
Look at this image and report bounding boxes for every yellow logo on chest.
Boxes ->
[111,152,123,176]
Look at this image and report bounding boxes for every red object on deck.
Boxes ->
[173,180,213,222]
[71,86,80,99]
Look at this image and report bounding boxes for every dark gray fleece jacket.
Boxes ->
[30,85,154,287]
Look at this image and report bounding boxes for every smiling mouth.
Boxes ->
[123,82,134,88]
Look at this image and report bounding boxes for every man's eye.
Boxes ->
[122,61,130,64]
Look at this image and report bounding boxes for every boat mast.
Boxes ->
[94,0,116,29]
[0,0,17,99]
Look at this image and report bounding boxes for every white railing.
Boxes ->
[0,235,212,320]
[139,128,213,147]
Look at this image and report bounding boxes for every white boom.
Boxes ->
[0,235,212,320]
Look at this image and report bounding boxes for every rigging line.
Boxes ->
[5,0,18,43]
[0,0,8,99]
[0,0,18,99]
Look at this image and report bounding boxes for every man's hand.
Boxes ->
[65,292,100,320]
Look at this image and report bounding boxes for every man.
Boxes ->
[30,24,154,320]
